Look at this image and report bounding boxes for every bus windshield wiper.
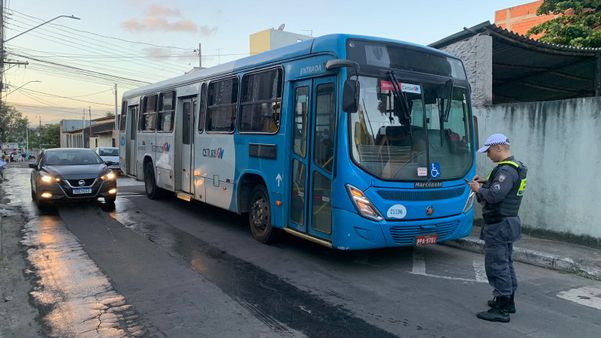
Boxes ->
[387,71,411,122]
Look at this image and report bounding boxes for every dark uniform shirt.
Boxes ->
[477,156,521,207]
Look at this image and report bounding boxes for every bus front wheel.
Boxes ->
[248,185,276,243]
[144,162,165,200]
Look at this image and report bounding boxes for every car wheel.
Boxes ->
[248,185,277,244]
[144,162,165,200]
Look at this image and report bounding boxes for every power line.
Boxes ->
[17,87,114,106]
[9,8,192,51]
[9,51,151,86]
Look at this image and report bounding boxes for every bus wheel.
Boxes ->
[248,185,276,243]
[144,162,164,200]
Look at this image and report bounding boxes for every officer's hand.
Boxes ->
[472,175,486,184]
[468,180,481,193]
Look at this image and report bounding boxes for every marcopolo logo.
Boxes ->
[203,147,224,159]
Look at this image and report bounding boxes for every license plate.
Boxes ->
[416,234,438,246]
[72,188,92,195]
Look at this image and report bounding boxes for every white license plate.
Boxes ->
[72,188,92,195]
[416,234,438,246]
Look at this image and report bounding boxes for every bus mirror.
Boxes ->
[473,115,480,149]
[343,79,359,113]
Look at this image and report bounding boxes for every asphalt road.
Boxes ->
[3,166,601,337]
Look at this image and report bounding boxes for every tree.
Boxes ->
[30,123,60,149]
[0,104,27,144]
[527,0,601,47]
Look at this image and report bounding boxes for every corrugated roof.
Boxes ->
[430,21,601,103]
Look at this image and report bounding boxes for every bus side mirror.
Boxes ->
[29,163,37,169]
[343,79,359,113]
[473,115,480,149]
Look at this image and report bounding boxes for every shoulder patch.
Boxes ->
[498,174,506,183]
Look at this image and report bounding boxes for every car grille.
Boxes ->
[377,187,466,201]
[389,220,459,245]
[66,178,96,187]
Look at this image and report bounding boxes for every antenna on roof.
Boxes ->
[277,24,285,31]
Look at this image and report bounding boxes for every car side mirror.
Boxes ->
[343,79,360,113]
[28,163,37,169]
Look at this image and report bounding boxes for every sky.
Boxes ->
[3,0,530,124]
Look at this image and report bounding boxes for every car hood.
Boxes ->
[44,164,106,179]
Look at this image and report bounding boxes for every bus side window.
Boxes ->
[158,91,175,132]
[314,83,336,173]
[206,78,238,133]
[239,68,282,133]
[198,83,207,132]
[140,95,158,132]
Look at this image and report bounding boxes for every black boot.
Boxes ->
[477,296,511,322]
[487,293,516,313]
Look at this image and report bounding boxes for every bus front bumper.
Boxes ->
[331,208,474,250]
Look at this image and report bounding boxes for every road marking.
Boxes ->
[410,249,487,283]
[557,286,601,311]
[473,261,488,282]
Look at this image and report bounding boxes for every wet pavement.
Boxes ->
[2,166,601,337]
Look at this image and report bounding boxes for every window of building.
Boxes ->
[139,95,158,131]
[206,78,238,132]
[239,69,282,133]
[158,91,175,132]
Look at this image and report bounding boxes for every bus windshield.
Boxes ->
[350,76,473,181]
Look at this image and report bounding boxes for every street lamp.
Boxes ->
[6,80,41,96]
[4,15,80,43]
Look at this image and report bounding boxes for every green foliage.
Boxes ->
[0,104,27,144]
[527,0,601,47]
[30,123,60,149]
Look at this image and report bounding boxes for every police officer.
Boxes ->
[468,133,527,323]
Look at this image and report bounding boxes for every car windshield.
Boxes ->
[98,148,119,156]
[44,150,104,166]
[350,76,473,181]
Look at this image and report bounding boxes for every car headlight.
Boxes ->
[40,172,60,184]
[463,191,476,213]
[101,171,116,181]
[346,184,383,221]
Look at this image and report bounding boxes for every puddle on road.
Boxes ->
[112,201,398,338]
[2,168,150,337]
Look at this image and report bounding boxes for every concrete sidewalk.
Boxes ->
[446,225,601,281]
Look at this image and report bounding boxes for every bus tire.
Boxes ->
[144,162,165,200]
[248,185,277,244]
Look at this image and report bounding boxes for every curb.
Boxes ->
[445,237,601,281]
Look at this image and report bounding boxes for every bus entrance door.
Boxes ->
[175,96,196,194]
[289,76,337,241]
[125,105,138,176]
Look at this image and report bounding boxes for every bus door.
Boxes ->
[125,105,138,176]
[175,96,196,193]
[289,76,337,240]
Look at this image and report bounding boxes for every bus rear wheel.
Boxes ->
[248,185,276,243]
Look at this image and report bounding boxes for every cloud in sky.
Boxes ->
[122,3,217,36]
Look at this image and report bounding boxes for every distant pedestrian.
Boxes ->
[468,133,527,323]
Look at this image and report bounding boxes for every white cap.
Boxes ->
[478,133,510,153]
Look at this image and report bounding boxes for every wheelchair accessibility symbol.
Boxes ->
[430,162,441,178]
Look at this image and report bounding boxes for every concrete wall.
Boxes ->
[440,35,493,107]
[474,97,601,239]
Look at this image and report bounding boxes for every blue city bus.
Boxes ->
[118,34,477,250]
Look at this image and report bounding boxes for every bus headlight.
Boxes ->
[463,191,476,213]
[346,184,383,221]
[101,171,116,181]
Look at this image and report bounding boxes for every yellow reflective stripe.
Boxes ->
[496,160,519,168]
[517,178,527,196]
[486,169,493,180]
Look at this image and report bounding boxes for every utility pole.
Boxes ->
[114,83,118,117]
[37,115,41,150]
[88,106,92,149]
[1,0,5,108]
[25,118,28,156]
[82,108,85,148]
[198,42,202,68]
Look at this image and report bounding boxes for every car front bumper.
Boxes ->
[36,178,117,202]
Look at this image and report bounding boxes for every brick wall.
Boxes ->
[495,0,558,38]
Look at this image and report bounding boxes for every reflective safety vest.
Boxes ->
[483,160,528,224]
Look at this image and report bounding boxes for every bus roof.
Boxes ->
[122,34,455,99]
